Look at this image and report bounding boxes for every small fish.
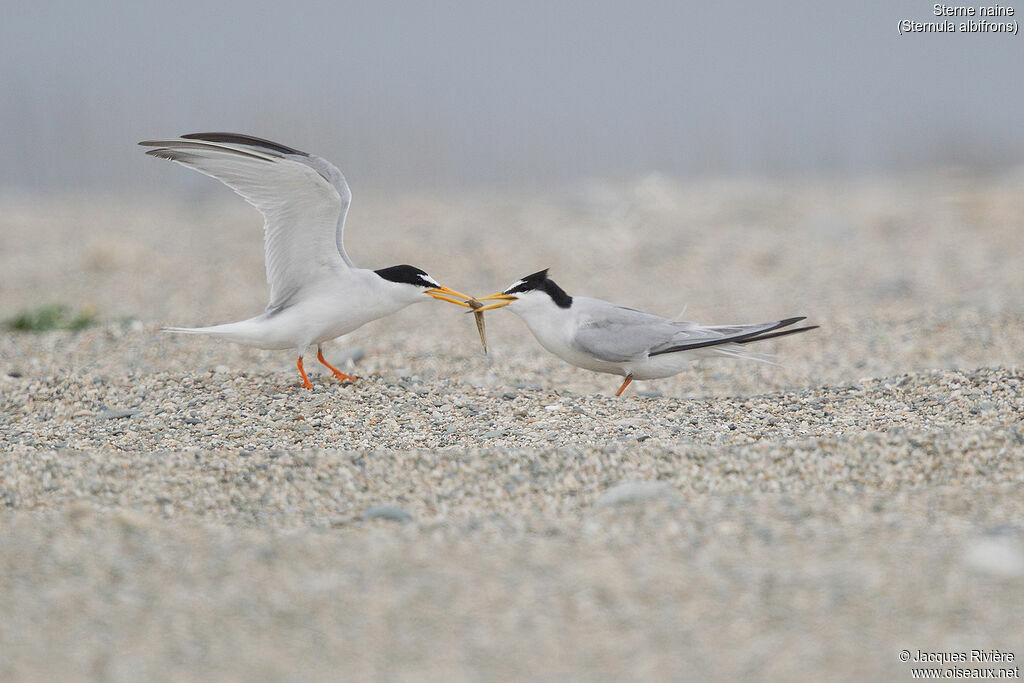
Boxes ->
[468,298,487,353]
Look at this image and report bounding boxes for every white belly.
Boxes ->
[179,275,415,351]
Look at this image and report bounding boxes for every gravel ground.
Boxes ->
[1,172,1023,680]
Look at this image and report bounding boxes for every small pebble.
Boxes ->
[595,481,677,507]
[363,505,413,523]
[96,408,138,420]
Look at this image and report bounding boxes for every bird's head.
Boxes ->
[471,268,573,313]
[374,265,474,306]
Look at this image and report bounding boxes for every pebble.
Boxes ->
[594,480,677,507]
[95,408,138,420]
[963,537,1024,578]
[362,505,413,523]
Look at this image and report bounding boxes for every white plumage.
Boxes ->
[141,133,472,388]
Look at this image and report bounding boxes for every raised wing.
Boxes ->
[140,132,354,312]
[572,297,811,361]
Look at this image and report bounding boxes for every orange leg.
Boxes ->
[296,357,314,390]
[317,346,358,383]
[614,375,634,397]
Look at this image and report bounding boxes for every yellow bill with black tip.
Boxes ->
[468,292,517,312]
[425,285,475,307]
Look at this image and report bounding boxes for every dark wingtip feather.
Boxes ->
[649,317,816,357]
[144,148,181,161]
[142,140,273,162]
[181,132,307,156]
[735,324,819,345]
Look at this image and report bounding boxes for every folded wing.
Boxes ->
[139,132,354,312]
[572,299,812,362]
[647,317,812,356]
[571,302,687,362]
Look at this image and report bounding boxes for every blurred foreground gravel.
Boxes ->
[1,172,1022,680]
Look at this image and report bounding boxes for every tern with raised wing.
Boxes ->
[472,269,817,396]
[140,132,473,389]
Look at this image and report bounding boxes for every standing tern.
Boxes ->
[139,132,473,389]
[472,269,817,396]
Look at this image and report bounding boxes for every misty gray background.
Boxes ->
[1,0,1021,193]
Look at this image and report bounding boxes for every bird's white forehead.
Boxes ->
[421,273,440,287]
[505,279,525,292]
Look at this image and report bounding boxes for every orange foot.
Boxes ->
[615,375,634,397]
[296,357,314,390]
[317,347,358,383]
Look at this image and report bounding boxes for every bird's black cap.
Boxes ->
[375,264,437,288]
[504,269,572,308]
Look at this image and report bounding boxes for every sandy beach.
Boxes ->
[1,172,1022,680]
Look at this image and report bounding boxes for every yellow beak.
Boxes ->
[468,292,518,312]
[425,285,475,307]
